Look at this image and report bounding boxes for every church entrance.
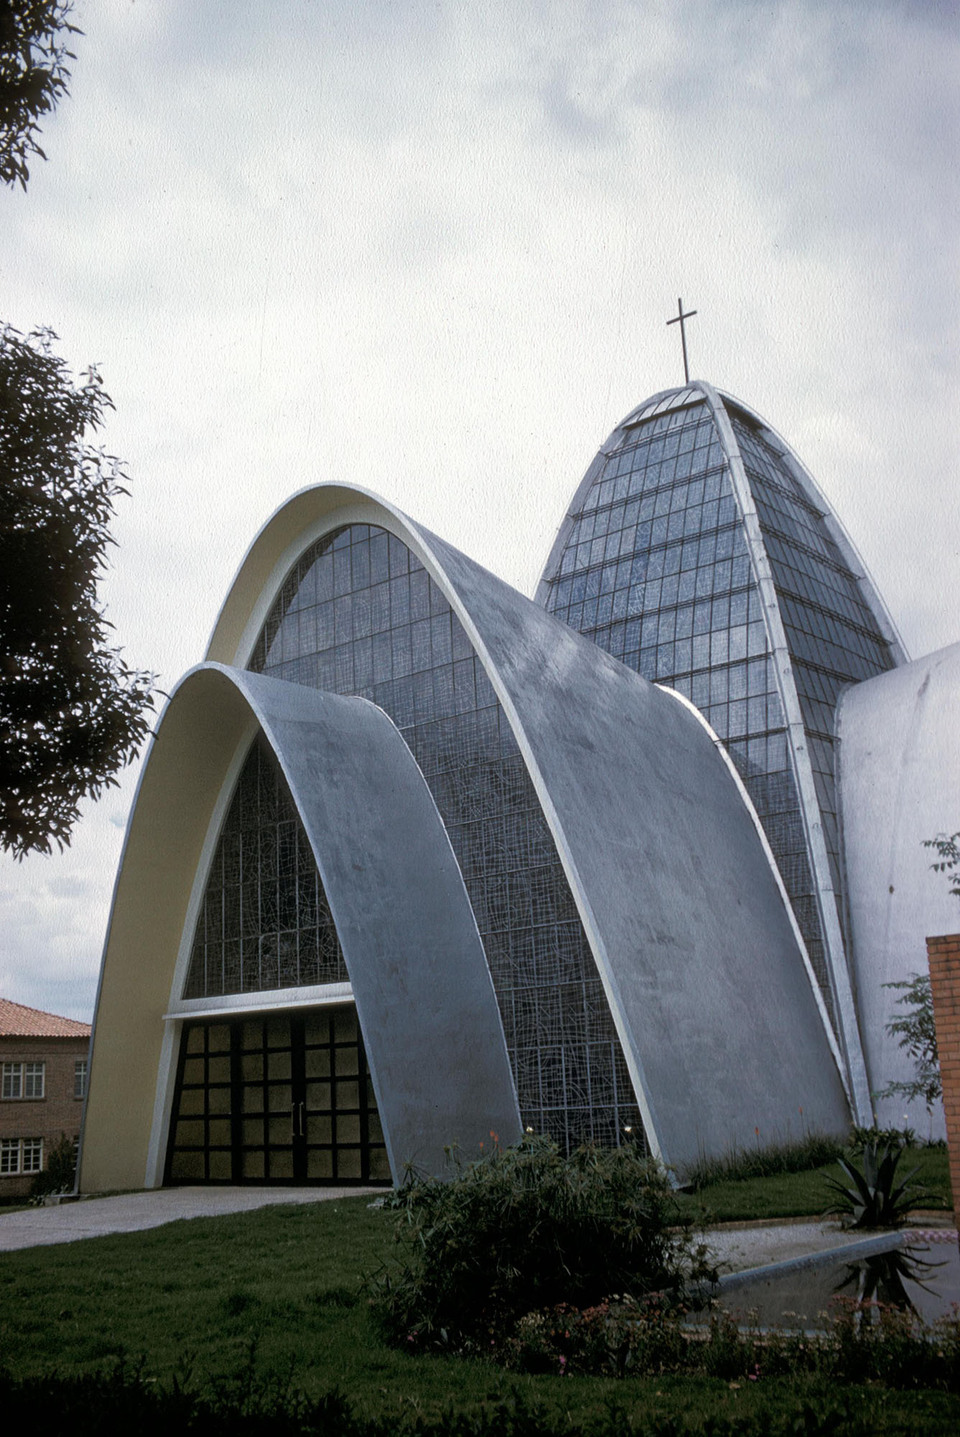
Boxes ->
[165,1006,390,1185]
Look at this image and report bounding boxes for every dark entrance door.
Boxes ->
[165,1006,390,1185]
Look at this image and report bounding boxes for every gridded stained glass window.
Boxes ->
[541,396,895,1020]
[184,738,347,998]
[248,523,643,1153]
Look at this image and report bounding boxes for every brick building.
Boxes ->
[1,998,91,1201]
[927,935,960,1230]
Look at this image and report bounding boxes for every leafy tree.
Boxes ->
[923,830,960,900]
[0,1,78,190]
[878,833,959,1114]
[0,325,154,858]
[878,972,940,1112]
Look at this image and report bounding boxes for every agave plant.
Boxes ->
[824,1140,926,1229]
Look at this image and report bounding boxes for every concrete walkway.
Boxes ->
[0,1186,381,1252]
[702,1213,956,1277]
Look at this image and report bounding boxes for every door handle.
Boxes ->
[291,1101,305,1139]
[298,1101,305,1138]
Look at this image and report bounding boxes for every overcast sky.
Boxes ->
[1,0,957,1021]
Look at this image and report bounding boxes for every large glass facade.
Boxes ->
[540,391,896,1021]
[728,410,893,897]
[247,522,643,1152]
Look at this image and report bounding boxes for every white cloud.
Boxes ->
[1,0,955,1018]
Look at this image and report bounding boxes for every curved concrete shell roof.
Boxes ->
[202,484,850,1170]
[80,664,521,1191]
[837,641,960,1133]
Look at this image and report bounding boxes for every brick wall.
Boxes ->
[926,933,960,1229]
[0,1035,90,1200]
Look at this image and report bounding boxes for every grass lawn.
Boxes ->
[677,1144,952,1224]
[0,1152,955,1433]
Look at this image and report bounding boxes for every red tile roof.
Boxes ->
[0,998,91,1038]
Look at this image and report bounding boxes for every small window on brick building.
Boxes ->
[21,1137,43,1172]
[2,1061,45,1099]
[74,1058,88,1099]
[0,1137,43,1175]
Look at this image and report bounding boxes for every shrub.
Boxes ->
[850,1124,916,1150]
[503,1294,960,1390]
[507,1294,690,1378]
[29,1133,76,1199]
[371,1134,714,1353]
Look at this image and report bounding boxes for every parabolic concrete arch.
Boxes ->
[200,484,850,1171]
[80,664,521,1192]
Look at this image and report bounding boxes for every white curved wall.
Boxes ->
[838,642,960,1135]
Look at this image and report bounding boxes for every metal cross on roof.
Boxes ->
[666,297,697,384]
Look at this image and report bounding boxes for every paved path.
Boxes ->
[702,1214,956,1276]
[0,1187,381,1252]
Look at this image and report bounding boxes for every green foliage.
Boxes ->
[676,1143,951,1225]
[28,1130,75,1198]
[508,1294,689,1379]
[4,1357,959,1436]
[879,972,941,1111]
[0,2,78,189]
[0,325,154,857]
[850,1124,917,1150]
[505,1294,960,1390]
[823,1140,927,1229]
[680,1132,845,1192]
[3,1199,960,1433]
[877,832,958,1114]
[924,831,960,901]
[373,1135,715,1353]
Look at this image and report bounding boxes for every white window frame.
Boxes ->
[0,1137,43,1175]
[74,1057,88,1099]
[21,1136,43,1173]
[24,1061,45,1099]
[2,1061,46,1100]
